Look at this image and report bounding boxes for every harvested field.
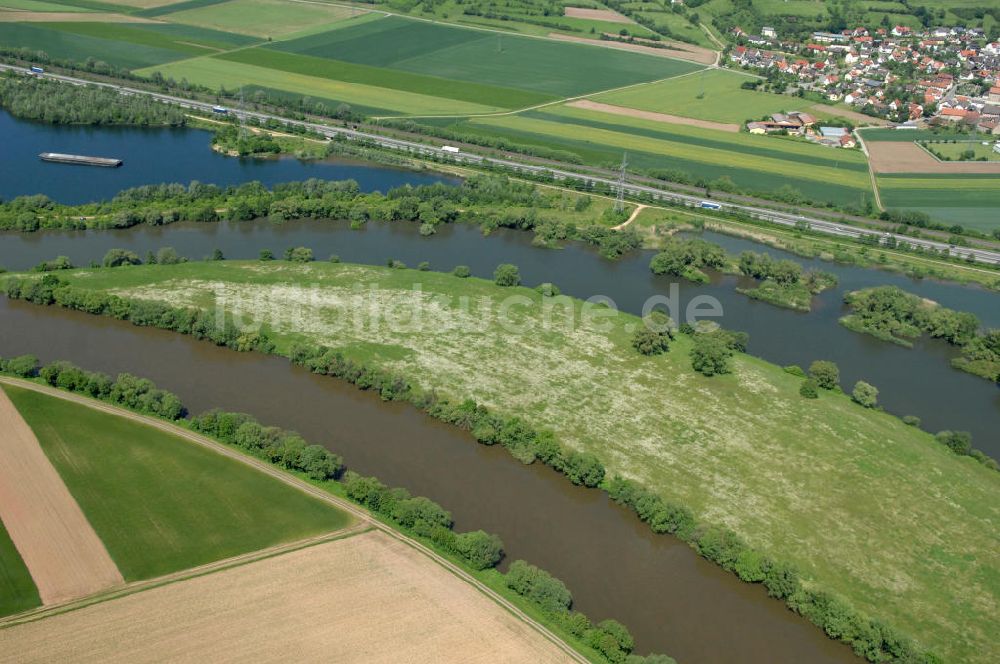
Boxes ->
[0,10,155,20]
[563,6,631,23]
[0,388,122,606]
[568,99,739,132]
[808,103,889,126]
[867,141,1000,174]
[546,32,716,64]
[0,530,573,664]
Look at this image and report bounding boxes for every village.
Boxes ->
[728,22,1000,140]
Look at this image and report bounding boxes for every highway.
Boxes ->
[7,63,1000,266]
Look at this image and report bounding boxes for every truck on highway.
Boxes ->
[699,201,722,210]
[441,145,460,153]
[29,66,44,75]
[212,106,229,115]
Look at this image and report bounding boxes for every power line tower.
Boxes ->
[238,87,248,140]
[614,152,628,213]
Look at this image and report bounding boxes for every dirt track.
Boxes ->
[563,7,630,23]
[0,388,123,605]
[0,531,572,664]
[568,99,739,132]
[867,141,1000,173]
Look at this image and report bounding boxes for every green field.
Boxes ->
[163,0,365,37]
[36,259,1000,663]
[4,384,351,581]
[878,173,1000,231]
[0,0,95,11]
[592,68,806,124]
[0,22,195,69]
[437,103,872,205]
[140,56,504,115]
[0,519,39,617]
[269,15,700,97]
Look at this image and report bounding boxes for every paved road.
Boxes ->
[7,63,1000,266]
[0,376,588,664]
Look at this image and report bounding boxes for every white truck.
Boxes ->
[441,145,460,153]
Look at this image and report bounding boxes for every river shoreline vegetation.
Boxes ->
[841,286,1000,387]
[735,250,838,312]
[0,358,673,664]
[5,259,998,663]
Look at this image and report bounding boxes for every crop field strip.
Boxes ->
[591,68,804,124]
[49,259,1000,663]
[0,387,123,606]
[448,105,872,205]
[877,172,1000,230]
[158,0,367,37]
[4,384,351,581]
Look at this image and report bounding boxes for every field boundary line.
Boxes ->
[0,378,589,664]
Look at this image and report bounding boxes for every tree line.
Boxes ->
[0,175,644,262]
[3,268,940,663]
[0,72,186,127]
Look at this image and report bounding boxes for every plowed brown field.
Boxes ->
[0,530,573,663]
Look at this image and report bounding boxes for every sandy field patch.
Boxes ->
[568,99,740,132]
[0,389,122,606]
[867,141,1000,173]
[0,530,572,664]
[547,32,716,65]
[564,6,630,23]
[0,10,156,21]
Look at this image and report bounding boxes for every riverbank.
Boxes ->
[8,259,997,663]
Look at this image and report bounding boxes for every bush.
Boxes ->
[902,415,921,427]
[454,530,504,570]
[505,560,572,612]
[452,265,471,278]
[851,381,879,408]
[690,333,733,376]
[493,263,521,287]
[102,248,141,268]
[783,365,806,377]
[799,379,819,399]
[284,246,314,263]
[329,254,340,263]
[562,451,605,487]
[935,430,972,456]
[156,247,183,265]
[417,261,431,271]
[809,360,840,390]
[535,282,560,297]
[259,249,274,261]
[631,327,671,356]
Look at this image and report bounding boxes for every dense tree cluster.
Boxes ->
[649,238,726,283]
[841,286,999,384]
[686,327,747,376]
[0,73,186,126]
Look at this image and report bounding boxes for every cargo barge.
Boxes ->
[39,153,123,168]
